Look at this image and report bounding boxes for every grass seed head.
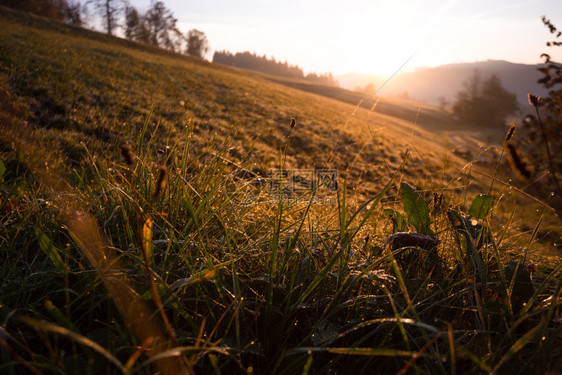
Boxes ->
[528,93,540,107]
[153,165,168,200]
[432,192,443,208]
[121,144,134,165]
[505,142,533,179]
[505,125,515,142]
[290,118,296,129]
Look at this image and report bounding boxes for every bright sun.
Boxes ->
[321,1,456,76]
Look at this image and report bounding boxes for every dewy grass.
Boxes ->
[1,6,561,375]
[2,110,562,373]
[0,94,193,374]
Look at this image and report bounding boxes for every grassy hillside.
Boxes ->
[0,6,468,193]
[1,6,561,374]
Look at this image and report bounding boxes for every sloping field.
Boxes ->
[0,6,469,195]
[1,6,561,374]
[1,6,554,240]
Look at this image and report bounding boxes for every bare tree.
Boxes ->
[63,0,83,26]
[186,29,209,58]
[86,0,124,35]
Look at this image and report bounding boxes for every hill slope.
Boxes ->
[0,5,471,197]
[0,6,558,244]
[1,7,561,375]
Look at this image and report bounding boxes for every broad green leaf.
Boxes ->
[469,194,492,219]
[0,160,5,180]
[399,182,431,235]
[35,228,67,274]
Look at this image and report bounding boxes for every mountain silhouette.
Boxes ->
[337,60,549,108]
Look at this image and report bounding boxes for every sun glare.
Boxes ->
[174,0,562,78]
[331,7,423,76]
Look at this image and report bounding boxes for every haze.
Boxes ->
[130,0,562,77]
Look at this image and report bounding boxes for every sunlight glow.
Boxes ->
[158,0,562,76]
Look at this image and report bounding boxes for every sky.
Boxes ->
[133,0,562,77]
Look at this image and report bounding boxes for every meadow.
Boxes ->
[1,6,561,374]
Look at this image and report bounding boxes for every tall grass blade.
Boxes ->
[35,228,68,274]
[18,317,126,372]
[285,346,417,357]
[493,317,545,373]
[0,160,5,180]
[43,300,79,333]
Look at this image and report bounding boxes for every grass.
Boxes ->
[1,6,561,374]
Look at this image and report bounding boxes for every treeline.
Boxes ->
[123,2,208,56]
[0,0,82,25]
[2,0,339,85]
[213,51,339,86]
[0,0,209,58]
[452,70,518,127]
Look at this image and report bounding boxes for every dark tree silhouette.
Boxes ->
[124,5,150,44]
[519,16,562,195]
[452,70,518,127]
[63,0,82,26]
[481,75,520,125]
[305,72,338,86]
[124,6,140,40]
[213,51,304,78]
[144,0,181,51]
[186,29,209,58]
[536,16,562,124]
[0,0,81,23]
[212,50,338,86]
[123,2,182,52]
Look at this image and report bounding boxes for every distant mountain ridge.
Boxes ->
[337,60,549,108]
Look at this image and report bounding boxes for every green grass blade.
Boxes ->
[35,228,68,274]
[18,317,125,372]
